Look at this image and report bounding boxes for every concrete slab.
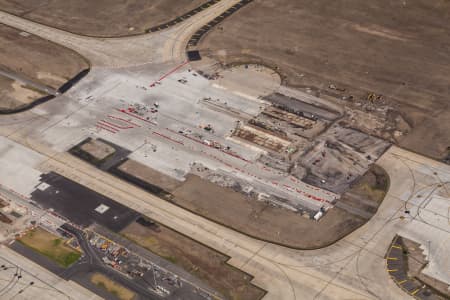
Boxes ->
[0,136,44,195]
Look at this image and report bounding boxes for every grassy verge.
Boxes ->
[18,227,81,268]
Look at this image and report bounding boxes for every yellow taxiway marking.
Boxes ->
[411,288,420,295]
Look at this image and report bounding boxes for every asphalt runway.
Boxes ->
[31,172,140,232]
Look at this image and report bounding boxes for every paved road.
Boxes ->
[60,224,161,300]
[0,246,101,300]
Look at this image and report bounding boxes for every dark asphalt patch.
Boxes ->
[69,139,176,201]
[0,67,90,115]
[385,236,445,300]
[0,94,55,115]
[57,68,90,94]
[263,92,340,121]
[187,50,202,61]
[31,172,140,232]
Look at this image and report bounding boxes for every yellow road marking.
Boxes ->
[411,288,420,295]
[391,245,402,249]
[387,257,398,260]
[388,269,398,272]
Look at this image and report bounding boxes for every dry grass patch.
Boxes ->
[91,273,135,300]
[18,227,81,268]
[0,0,205,37]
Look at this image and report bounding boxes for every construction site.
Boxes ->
[0,0,449,299]
[55,62,391,248]
[195,0,450,161]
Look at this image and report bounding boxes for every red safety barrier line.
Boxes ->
[100,120,134,129]
[149,60,189,87]
[115,108,157,125]
[152,131,184,145]
[96,125,117,134]
[97,121,120,132]
[166,128,251,163]
[107,115,141,127]
[186,142,332,206]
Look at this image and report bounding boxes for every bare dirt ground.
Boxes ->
[197,0,450,160]
[80,139,116,161]
[0,75,45,110]
[299,126,390,193]
[118,160,182,192]
[90,273,135,300]
[336,165,389,220]
[0,24,89,90]
[171,174,375,249]
[122,220,265,300]
[0,0,205,37]
[116,155,388,248]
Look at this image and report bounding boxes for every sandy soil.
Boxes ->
[197,0,450,159]
[0,0,205,37]
[0,76,45,110]
[336,165,389,219]
[0,24,89,90]
[122,221,265,300]
[80,139,116,161]
[171,174,369,249]
[118,160,182,192]
[0,24,88,110]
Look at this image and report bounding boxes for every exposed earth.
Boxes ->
[169,167,388,249]
[0,0,206,36]
[0,75,45,110]
[196,0,450,160]
[0,24,89,89]
[0,23,89,110]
